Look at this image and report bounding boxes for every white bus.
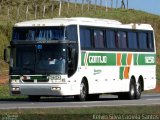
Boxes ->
[6,17,156,101]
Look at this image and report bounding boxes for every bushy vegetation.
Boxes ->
[0,0,159,79]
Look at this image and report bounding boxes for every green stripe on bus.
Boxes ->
[81,52,85,66]
[30,76,48,80]
[134,54,138,65]
[10,76,20,79]
[134,54,156,65]
[120,67,124,80]
[81,52,116,66]
[138,54,156,65]
[122,54,127,65]
[82,52,156,66]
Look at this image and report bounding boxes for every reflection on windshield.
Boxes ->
[10,44,66,75]
[36,45,66,74]
[12,27,64,41]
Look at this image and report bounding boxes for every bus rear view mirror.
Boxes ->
[71,48,76,59]
[4,48,9,63]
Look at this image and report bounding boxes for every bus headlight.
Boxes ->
[11,80,20,83]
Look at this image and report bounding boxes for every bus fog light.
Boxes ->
[57,87,61,90]
[51,87,61,91]
[12,87,20,91]
[12,87,16,91]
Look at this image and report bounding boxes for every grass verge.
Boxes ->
[0,84,27,100]
[0,106,160,120]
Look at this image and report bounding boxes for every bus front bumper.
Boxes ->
[10,83,79,96]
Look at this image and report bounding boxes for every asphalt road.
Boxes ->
[0,94,160,109]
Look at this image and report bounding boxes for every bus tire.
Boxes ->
[28,95,40,102]
[127,80,136,100]
[74,80,88,101]
[135,80,142,99]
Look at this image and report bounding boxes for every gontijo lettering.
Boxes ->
[89,56,107,64]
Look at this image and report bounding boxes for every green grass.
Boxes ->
[0,106,159,120]
[0,84,27,100]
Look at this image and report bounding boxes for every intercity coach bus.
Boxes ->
[5,17,156,101]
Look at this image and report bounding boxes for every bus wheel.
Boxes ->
[28,95,40,102]
[127,80,136,100]
[135,80,142,99]
[74,80,88,101]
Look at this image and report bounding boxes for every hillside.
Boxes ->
[0,1,160,81]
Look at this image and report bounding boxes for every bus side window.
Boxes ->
[80,28,91,49]
[94,30,105,48]
[117,31,127,49]
[139,32,148,50]
[148,32,154,49]
[128,32,138,49]
[106,30,116,49]
[66,25,78,41]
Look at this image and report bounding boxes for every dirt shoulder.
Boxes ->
[155,83,160,93]
[0,74,9,84]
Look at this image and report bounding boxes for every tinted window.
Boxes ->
[106,30,116,48]
[66,25,78,41]
[148,32,154,49]
[80,28,91,48]
[139,32,148,49]
[117,31,127,49]
[12,27,64,41]
[128,32,138,49]
[94,30,104,48]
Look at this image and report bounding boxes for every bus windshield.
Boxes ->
[10,44,67,75]
[12,27,65,41]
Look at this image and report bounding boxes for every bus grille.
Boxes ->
[22,79,49,83]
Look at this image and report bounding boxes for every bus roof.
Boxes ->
[14,17,153,31]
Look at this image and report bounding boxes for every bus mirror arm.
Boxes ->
[68,48,76,67]
[4,48,9,64]
[71,48,76,60]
